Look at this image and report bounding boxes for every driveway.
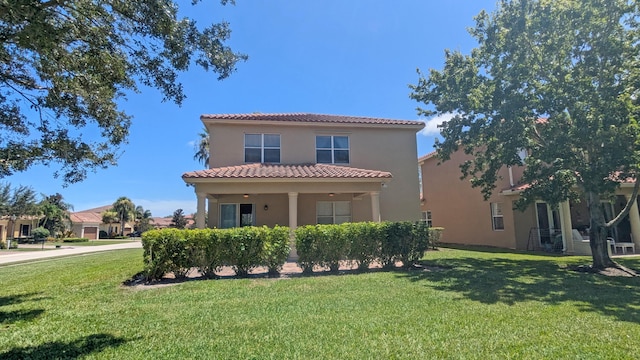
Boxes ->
[0,241,142,265]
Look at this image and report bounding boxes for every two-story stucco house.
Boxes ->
[182,113,425,232]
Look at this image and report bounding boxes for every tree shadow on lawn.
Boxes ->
[0,333,128,360]
[0,292,48,327]
[398,257,640,324]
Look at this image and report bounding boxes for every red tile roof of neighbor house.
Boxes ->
[69,205,113,223]
[200,113,425,127]
[182,163,393,180]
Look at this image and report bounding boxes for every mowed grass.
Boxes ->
[1,248,639,359]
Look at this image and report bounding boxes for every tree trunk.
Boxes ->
[587,191,615,269]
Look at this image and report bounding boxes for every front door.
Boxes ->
[220,203,255,228]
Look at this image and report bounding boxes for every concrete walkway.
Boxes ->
[0,241,142,265]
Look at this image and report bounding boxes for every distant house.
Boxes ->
[419,149,640,255]
[151,215,195,229]
[182,113,424,231]
[1,215,41,243]
[69,206,135,239]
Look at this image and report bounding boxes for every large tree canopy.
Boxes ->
[0,0,246,183]
[411,0,640,269]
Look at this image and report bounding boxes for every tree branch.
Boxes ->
[606,175,640,228]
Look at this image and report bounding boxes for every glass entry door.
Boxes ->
[536,202,560,247]
[220,203,255,228]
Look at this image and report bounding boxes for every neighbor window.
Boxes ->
[244,134,280,163]
[316,135,349,164]
[491,202,504,231]
[317,201,351,224]
[421,211,432,227]
[20,224,30,237]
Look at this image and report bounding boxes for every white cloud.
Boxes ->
[186,140,196,148]
[419,113,456,137]
[131,199,197,217]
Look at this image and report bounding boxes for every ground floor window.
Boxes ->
[491,203,504,231]
[220,203,255,228]
[317,201,351,224]
[20,224,30,237]
[421,211,432,227]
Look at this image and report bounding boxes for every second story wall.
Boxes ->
[420,149,525,248]
[207,121,422,221]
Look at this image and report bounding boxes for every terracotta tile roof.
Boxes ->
[200,113,425,127]
[70,205,113,224]
[182,163,393,180]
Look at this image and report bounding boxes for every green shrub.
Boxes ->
[62,238,89,243]
[296,221,430,272]
[345,222,382,270]
[295,225,324,273]
[99,230,108,239]
[142,229,182,281]
[318,224,349,272]
[221,227,265,277]
[262,226,290,275]
[32,227,50,240]
[428,227,444,249]
[187,229,222,279]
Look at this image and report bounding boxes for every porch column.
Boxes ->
[370,191,381,222]
[196,192,207,229]
[288,192,299,260]
[625,194,640,250]
[560,200,574,253]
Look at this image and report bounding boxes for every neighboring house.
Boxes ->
[69,205,135,239]
[182,113,424,232]
[0,215,41,243]
[151,215,195,229]
[419,150,640,255]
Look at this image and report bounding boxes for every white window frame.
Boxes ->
[315,135,350,164]
[491,202,504,231]
[421,211,432,227]
[316,201,351,224]
[244,133,281,163]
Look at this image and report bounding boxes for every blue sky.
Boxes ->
[6,0,497,216]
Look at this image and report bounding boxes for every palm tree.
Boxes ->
[193,127,209,167]
[112,197,135,236]
[101,210,118,236]
[39,193,73,237]
[134,205,153,233]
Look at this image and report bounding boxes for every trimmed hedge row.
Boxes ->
[142,226,290,280]
[295,221,430,272]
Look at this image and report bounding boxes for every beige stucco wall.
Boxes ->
[512,201,537,250]
[203,121,422,223]
[0,218,39,242]
[420,150,525,249]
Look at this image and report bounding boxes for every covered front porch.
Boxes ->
[183,163,393,231]
[512,189,640,256]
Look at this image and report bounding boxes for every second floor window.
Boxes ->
[245,134,280,163]
[316,135,349,164]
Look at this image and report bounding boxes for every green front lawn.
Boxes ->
[0,248,639,359]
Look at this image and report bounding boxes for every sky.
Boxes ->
[6,0,498,217]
